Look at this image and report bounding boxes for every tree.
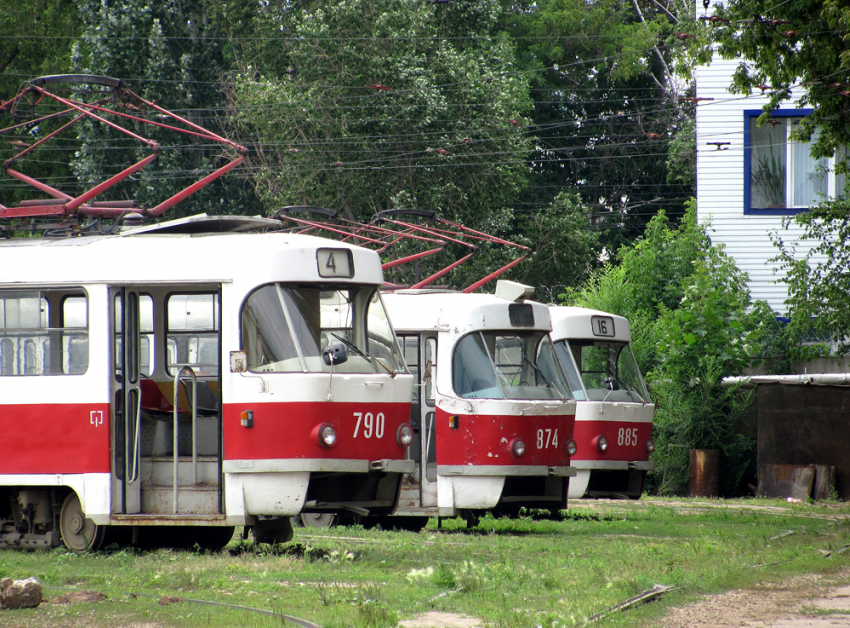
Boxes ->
[563,202,763,494]
[709,0,850,159]
[65,0,262,218]
[503,0,701,251]
[563,201,712,373]
[512,191,600,299]
[651,250,761,494]
[226,0,533,227]
[0,0,80,207]
[772,198,850,355]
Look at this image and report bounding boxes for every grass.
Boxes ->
[1,497,849,628]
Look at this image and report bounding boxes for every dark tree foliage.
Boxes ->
[0,0,80,207]
[503,0,698,252]
[65,0,262,219]
[709,0,850,159]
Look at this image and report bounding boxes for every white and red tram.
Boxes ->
[381,282,577,528]
[548,306,655,499]
[0,215,414,550]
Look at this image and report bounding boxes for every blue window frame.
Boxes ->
[744,109,845,215]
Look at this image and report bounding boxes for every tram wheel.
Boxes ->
[299,512,339,528]
[59,492,106,552]
[253,517,294,545]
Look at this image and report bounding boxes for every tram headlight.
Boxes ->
[511,439,526,458]
[314,423,337,448]
[566,439,577,456]
[397,424,414,447]
[592,435,608,452]
[645,437,656,453]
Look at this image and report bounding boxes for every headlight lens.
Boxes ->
[594,435,608,452]
[397,424,414,447]
[645,437,656,453]
[511,439,526,457]
[567,439,577,456]
[319,424,337,447]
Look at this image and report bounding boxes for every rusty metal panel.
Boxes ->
[813,465,837,501]
[758,464,814,500]
[689,449,719,497]
[757,384,850,499]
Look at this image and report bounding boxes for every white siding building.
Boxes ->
[695,3,843,315]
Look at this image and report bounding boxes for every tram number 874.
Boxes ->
[537,429,559,449]
[353,412,385,438]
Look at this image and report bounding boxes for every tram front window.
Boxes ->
[242,284,406,374]
[569,340,649,403]
[452,331,571,400]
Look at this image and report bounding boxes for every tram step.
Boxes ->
[141,485,219,515]
[140,458,220,486]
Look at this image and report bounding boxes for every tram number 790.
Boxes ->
[353,412,385,439]
[536,429,559,449]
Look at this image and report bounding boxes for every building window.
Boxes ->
[745,110,845,214]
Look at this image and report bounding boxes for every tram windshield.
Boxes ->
[452,331,571,400]
[242,284,406,374]
[555,340,650,403]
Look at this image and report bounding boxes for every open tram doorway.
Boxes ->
[110,285,223,519]
[398,334,438,509]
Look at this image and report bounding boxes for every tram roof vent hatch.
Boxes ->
[495,280,534,302]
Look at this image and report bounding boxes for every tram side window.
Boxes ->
[0,290,88,376]
[114,294,154,377]
[423,337,436,406]
[167,293,219,376]
[63,296,88,374]
[400,336,420,404]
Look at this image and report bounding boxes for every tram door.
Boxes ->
[400,335,438,508]
[111,287,223,516]
[111,287,144,513]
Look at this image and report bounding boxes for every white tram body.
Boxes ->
[383,287,577,522]
[548,306,655,499]
[0,216,414,549]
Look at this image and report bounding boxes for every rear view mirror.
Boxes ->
[323,343,348,366]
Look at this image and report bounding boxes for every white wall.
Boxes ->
[694,2,821,316]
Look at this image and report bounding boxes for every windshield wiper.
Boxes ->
[522,356,565,400]
[330,333,394,375]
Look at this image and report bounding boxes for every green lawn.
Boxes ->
[2,498,849,628]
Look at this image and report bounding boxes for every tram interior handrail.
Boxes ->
[172,365,198,514]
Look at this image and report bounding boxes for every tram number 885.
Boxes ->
[353,412,385,438]
[617,427,638,447]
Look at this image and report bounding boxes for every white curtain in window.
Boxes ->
[791,130,827,206]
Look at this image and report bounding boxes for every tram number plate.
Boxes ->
[537,428,559,449]
[317,248,354,278]
[353,412,385,439]
[618,427,638,447]
[591,315,615,337]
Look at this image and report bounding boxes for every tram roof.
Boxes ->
[383,290,553,334]
[548,306,632,343]
[0,217,385,287]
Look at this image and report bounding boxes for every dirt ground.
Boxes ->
[657,568,850,628]
[398,569,850,628]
